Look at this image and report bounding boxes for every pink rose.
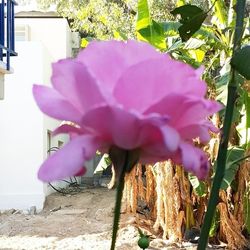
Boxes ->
[33,40,221,182]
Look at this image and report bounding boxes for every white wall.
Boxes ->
[0,42,45,210]
[15,17,72,61]
[0,17,72,210]
[0,73,4,100]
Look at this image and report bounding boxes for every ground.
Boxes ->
[0,187,221,250]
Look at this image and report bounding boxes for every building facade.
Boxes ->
[0,11,73,210]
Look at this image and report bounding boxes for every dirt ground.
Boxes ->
[0,187,222,250]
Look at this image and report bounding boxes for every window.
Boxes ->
[58,140,63,148]
[15,24,30,41]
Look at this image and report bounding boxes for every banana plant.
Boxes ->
[135,0,250,247]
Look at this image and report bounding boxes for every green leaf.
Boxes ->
[188,174,206,197]
[195,25,224,46]
[179,14,207,42]
[138,20,166,49]
[173,50,201,68]
[236,90,250,148]
[243,185,250,233]
[136,0,166,49]
[81,38,89,48]
[171,5,204,23]
[220,147,245,190]
[216,84,228,105]
[171,5,207,42]
[162,21,181,36]
[81,37,94,48]
[183,38,205,50]
[176,0,186,7]
[244,91,250,128]
[209,209,220,237]
[188,49,205,63]
[183,38,206,63]
[136,0,151,31]
[167,39,183,53]
[231,46,250,80]
[212,0,228,28]
[113,30,128,40]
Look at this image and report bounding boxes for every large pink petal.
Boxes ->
[33,85,82,123]
[139,123,180,153]
[139,124,180,163]
[80,105,179,151]
[175,100,222,128]
[144,94,222,129]
[178,120,220,143]
[114,58,207,112]
[144,94,191,121]
[51,59,106,112]
[80,105,143,149]
[77,40,162,93]
[38,135,100,182]
[178,124,210,142]
[178,142,209,179]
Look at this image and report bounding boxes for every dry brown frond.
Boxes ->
[123,166,137,213]
[145,165,156,218]
[152,162,183,241]
[218,201,247,249]
[137,164,145,200]
[196,197,207,226]
[234,150,250,227]
[152,163,166,236]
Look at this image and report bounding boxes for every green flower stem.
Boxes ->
[198,1,246,249]
[110,151,128,250]
[198,80,237,249]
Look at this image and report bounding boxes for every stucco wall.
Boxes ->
[0,73,4,100]
[0,17,72,210]
[15,17,72,61]
[0,42,45,210]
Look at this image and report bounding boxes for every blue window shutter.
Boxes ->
[0,0,17,71]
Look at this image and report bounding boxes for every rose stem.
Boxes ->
[110,151,128,250]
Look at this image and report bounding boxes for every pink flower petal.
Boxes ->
[175,100,222,128]
[38,135,100,182]
[52,124,85,137]
[178,142,209,179]
[178,124,211,143]
[81,105,143,149]
[77,40,162,94]
[138,124,180,164]
[74,167,87,176]
[81,105,179,152]
[144,94,222,135]
[114,58,207,112]
[33,84,82,123]
[138,120,180,152]
[195,66,205,78]
[144,93,191,120]
[52,60,106,112]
